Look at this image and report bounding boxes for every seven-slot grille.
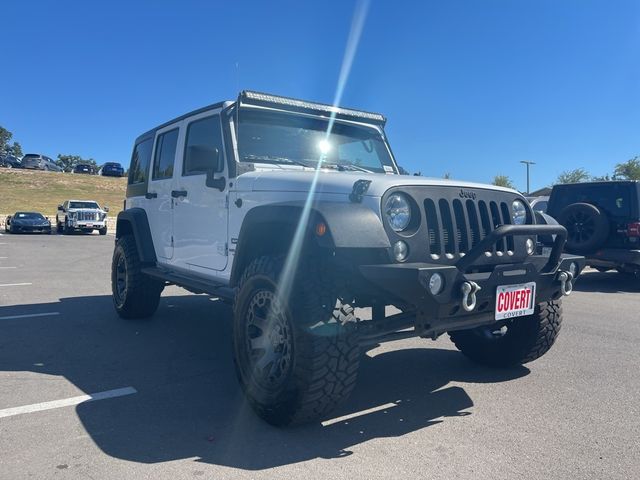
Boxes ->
[424,198,514,257]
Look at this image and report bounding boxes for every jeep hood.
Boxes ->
[234,170,518,197]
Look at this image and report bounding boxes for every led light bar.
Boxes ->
[240,90,386,124]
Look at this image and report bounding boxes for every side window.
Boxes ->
[128,138,153,185]
[183,115,223,176]
[152,128,179,180]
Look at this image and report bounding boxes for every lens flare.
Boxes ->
[275,0,371,306]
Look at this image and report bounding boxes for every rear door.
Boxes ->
[172,111,229,273]
[146,124,182,261]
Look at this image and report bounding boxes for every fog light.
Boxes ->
[525,238,535,255]
[428,273,444,295]
[393,241,408,262]
[569,262,578,278]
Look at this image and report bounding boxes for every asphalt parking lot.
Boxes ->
[1,233,639,479]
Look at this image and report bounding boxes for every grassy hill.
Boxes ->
[1,168,127,217]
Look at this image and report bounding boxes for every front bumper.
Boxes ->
[69,220,106,229]
[12,225,51,233]
[360,224,585,337]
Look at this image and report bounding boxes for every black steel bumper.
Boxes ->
[360,225,585,337]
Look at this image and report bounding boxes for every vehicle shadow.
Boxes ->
[573,270,640,293]
[0,294,529,470]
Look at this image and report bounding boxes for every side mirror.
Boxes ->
[104,206,110,213]
[58,205,64,212]
[205,148,226,191]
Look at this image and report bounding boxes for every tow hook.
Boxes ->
[558,271,574,296]
[461,281,481,312]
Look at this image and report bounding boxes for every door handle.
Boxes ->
[145,192,158,199]
[171,190,188,198]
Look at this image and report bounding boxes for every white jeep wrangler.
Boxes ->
[57,200,109,235]
[112,91,584,426]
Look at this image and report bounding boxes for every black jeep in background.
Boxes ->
[547,181,640,277]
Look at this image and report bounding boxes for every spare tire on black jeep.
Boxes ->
[557,202,609,254]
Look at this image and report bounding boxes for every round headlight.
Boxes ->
[384,193,411,232]
[512,200,527,225]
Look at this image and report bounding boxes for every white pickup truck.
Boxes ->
[56,199,109,235]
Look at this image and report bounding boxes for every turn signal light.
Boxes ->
[315,222,327,237]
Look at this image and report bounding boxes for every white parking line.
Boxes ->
[0,283,32,287]
[321,402,398,426]
[0,266,17,269]
[0,312,60,320]
[0,387,138,419]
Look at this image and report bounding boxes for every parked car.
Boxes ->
[5,212,52,234]
[20,154,62,172]
[526,195,549,213]
[112,90,584,426]
[547,181,640,277]
[0,154,22,169]
[56,200,109,235]
[98,162,125,177]
[73,163,95,174]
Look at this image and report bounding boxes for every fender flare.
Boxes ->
[115,208,157,264]
[230,201,390,285]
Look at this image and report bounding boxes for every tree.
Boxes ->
[443,172,451,179]
[56,154,97,172]
[613,156,640,180]
[492,175,515,189]
[0,126,13,154]
[5,141,22,158]
[556,168,590,184]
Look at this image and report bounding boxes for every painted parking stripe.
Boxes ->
[0,283,32,287]
[0,266,17,269]
[322,402,398,426]
[0,387,138,419]
[0,312,60,320]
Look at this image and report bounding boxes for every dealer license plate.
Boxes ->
[495,282,536,320]
[85,224,94,228]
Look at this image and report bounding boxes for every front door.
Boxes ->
[172,111,229,273]
[146,124,181,261]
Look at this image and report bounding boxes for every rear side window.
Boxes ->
[552,184,631,217]
[152,129,179,180]
[183,115,224,176]
[128,138,153,185]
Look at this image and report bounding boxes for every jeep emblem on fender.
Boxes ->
[459,188,477,200]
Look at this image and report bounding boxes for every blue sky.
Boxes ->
[1,0,638,191]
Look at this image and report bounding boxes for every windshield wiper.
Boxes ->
[243,155,310,168]
[328,163,374,174]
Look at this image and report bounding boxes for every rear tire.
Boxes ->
[111,235,163,319]
[449,300,563,367]
[99,226,107,236]
[233,255,360,426]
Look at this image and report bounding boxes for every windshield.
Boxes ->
[69,202,100,209]
[237,109,396,174]
[15,212,45,220]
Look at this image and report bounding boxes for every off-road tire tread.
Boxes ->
[449,300,563,367]
[112,235,163,319]
[233,255,360,426]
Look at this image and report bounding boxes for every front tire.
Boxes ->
[63,218,72,234]
[449,300,563,367]
[111,235,164,319]
[99,226,107,236]
[233,255,360,426]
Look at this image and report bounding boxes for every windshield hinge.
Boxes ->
[349,179,372,203]
[225,194,229,209]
